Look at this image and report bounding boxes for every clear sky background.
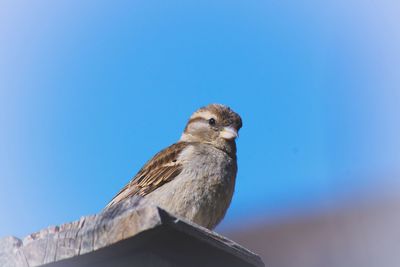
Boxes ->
[1,0,399,238]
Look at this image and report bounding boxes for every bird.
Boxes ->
[106,104,242,230]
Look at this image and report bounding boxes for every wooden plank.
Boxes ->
[0,196,264,267]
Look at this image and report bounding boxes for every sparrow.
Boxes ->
[106,104,242,230]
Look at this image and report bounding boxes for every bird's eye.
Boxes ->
[208,118,216,126]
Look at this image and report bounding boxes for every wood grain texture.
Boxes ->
[0,196,264,267]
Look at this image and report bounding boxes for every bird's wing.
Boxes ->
[105,142,188,208]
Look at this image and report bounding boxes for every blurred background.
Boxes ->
[1,1,399,266]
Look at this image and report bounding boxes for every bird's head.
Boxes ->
[180,104,242,154]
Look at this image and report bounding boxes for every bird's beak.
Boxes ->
[220,126,238,140]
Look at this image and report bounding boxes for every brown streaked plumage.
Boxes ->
[106,104,242,229]
[106,142,186,207]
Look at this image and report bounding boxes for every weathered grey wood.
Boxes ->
[0,196,264,267]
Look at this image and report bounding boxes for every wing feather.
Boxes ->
[105,142,187,208]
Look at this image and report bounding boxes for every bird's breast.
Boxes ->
[145,144,237,229]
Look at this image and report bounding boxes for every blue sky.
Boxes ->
[1,0,399,237]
